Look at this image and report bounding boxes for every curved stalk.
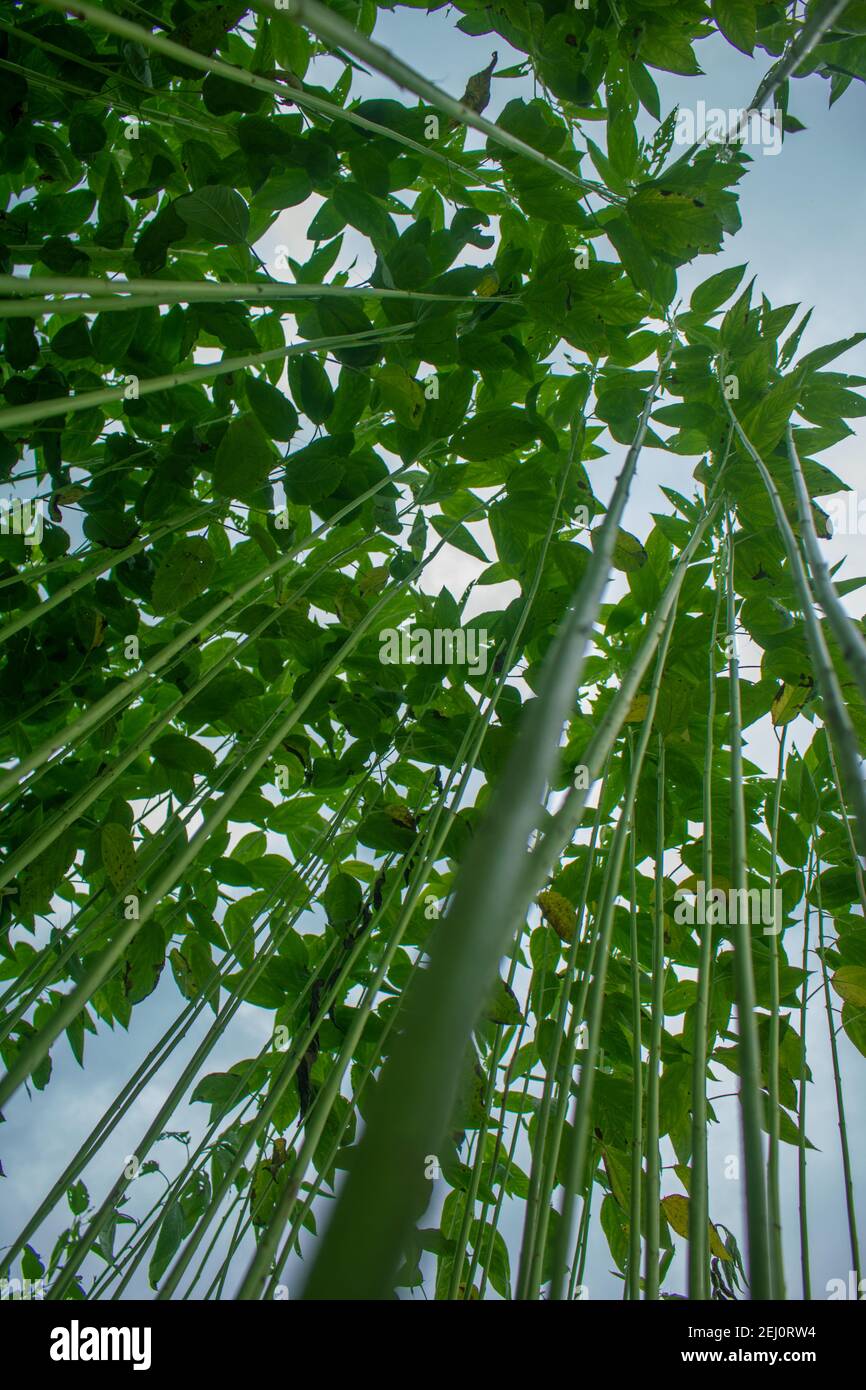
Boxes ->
[721,384,866,855]
[787,423,866,709]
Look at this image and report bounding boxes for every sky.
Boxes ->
[2,5,866,1303]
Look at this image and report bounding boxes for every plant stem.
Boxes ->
[725,506,773,1301]
[799,847,814,1300]
[815,857,862,1286]
[0,325,412,430]
[627,780,644,1300]
[767,726,788,1298]
[0,273,515,313]
[787,423,866,708]
[688,556,723,1300]
[644,734,665,1300]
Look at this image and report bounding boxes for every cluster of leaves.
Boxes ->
[0,0,865,1300]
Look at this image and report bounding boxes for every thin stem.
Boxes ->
[767,726,788,1298]
[0,325,412,430]
[627,779,643,1300]
[0,275,514,315]
[644,734,665,1300]
[799,847,814,1300]
[815,857,862,1285]
[688,556,723,1300]
[725,506,772,1301]
[787,423,866,709]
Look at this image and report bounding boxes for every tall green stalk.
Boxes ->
[767,726,788,1298]
[688,559,723,1299]
[799,847,815,1300]
[627,781,644,1300]
[644,735,665,1300]
[787,423,866,709]
[815,858,862,1286]
[725,507,773,1301]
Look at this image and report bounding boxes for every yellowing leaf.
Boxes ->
[358,565,389,597]
[475,271,500,298]
[832,965,866,1009]
[662,1193,732,1260]
[484,977,523,1026]
[537,889,576,943]
[625,693,650,722]
[662,1192,690,1238]
[385,803,418,832]
[373,364,425,430]
[709,1223,732,1261]
[76,606,107,652]
[771,679,813,727]
[250,1139,289,1226]
[611,528,648,573]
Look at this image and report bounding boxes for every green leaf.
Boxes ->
[450,408,541,462]
[151,537,216,614]
[483,976,522,1026]
[148,1203,184,1289]
[101,823,137,890]
[67,1179,89,1215]
[712,0,757,56]
[832,965,866,1009]
[289,354,335,424]
[246,375,299,441]
[690,263,748,316]
[609,528,648,573]
[373,364,425,429]
[174,186,250,245]
[842,1001,866,1057]
[212,414,275,501]
[430,515,489,562]
[322,872,362,926]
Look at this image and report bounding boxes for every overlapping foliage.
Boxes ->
[1,0,865,1301]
